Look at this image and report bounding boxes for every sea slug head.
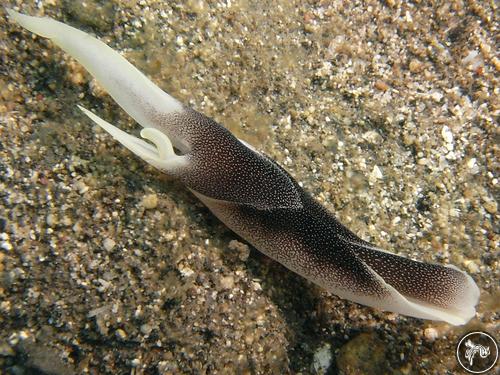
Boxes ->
[76,105,189,174]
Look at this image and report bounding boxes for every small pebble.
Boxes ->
[46,213,57,227]
[312,343,332,374]
[252,281,262,292]
[74,180,89,194]
[374,80,389,91]
[142,194,158,209]
[441,126,454,144]
[370,165,383,180]
[483,198,497,214]
[220,276,235,290]
[245,334,254,345]
[466,158,476,168]
[103,238,116,251]
[0,241,12,251]
[430,91,443,102]
[141,324,153,335]
[464,260,480,274]
[424,327,438,341]
[179,265,194,278]
[228,240,250,262]
[131,358,141,367]
[409,58,423,73]
[115,329,127,340]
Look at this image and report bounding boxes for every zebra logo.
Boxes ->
[456,331,498,374]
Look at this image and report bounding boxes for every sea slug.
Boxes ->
[7,10,480,325]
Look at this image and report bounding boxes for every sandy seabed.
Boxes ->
[0,1,498,374]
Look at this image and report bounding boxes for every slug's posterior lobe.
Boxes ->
[8,10,479,325]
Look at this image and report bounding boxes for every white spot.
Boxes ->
[312,343,332,374]
[463,260,480,274]
[179,265,195,278]
[424,327,439,341]
[103,238,116,251]
[370,165,383,180]
[1,241,12,251]
[467,158,476,169]
[441,126,454,144]
[462,50,479,65]
[430,91,443,102]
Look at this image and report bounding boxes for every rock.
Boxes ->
[220,276,235,290]
[336,332,390,375]
[142,193,158,209]
[441,126,454,144]
[115,329,127,340]
[424,327,438,341]
[483,198,497,214]
[409,59,423,73]
[312,343,332,374]
[74,180,89,194]
[370,165,383,180]
[463,260,480,274]
[17,340,75,375]
[228,240,250,262]
[102,238,116,251]
[0,342,15,356]
[140,324,153,335]
[374,80,389,91]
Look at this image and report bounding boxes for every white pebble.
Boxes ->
[220,276,235,290]
[441,126,454,144]
[1,241,12,251]
[467,158,476,168]
[424,327,438,341]
[362,130,381,144]
[430,91,443,102]
[140,324,153,335]
[179,265,194,278]
[312,343,332,374]
[252,281,262,292]
[103,238,116,251]
[464,260,480,274]
[176,35,185,47]
[131,358,141,367]
[371,165,383,179]
[462,50,479,65]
